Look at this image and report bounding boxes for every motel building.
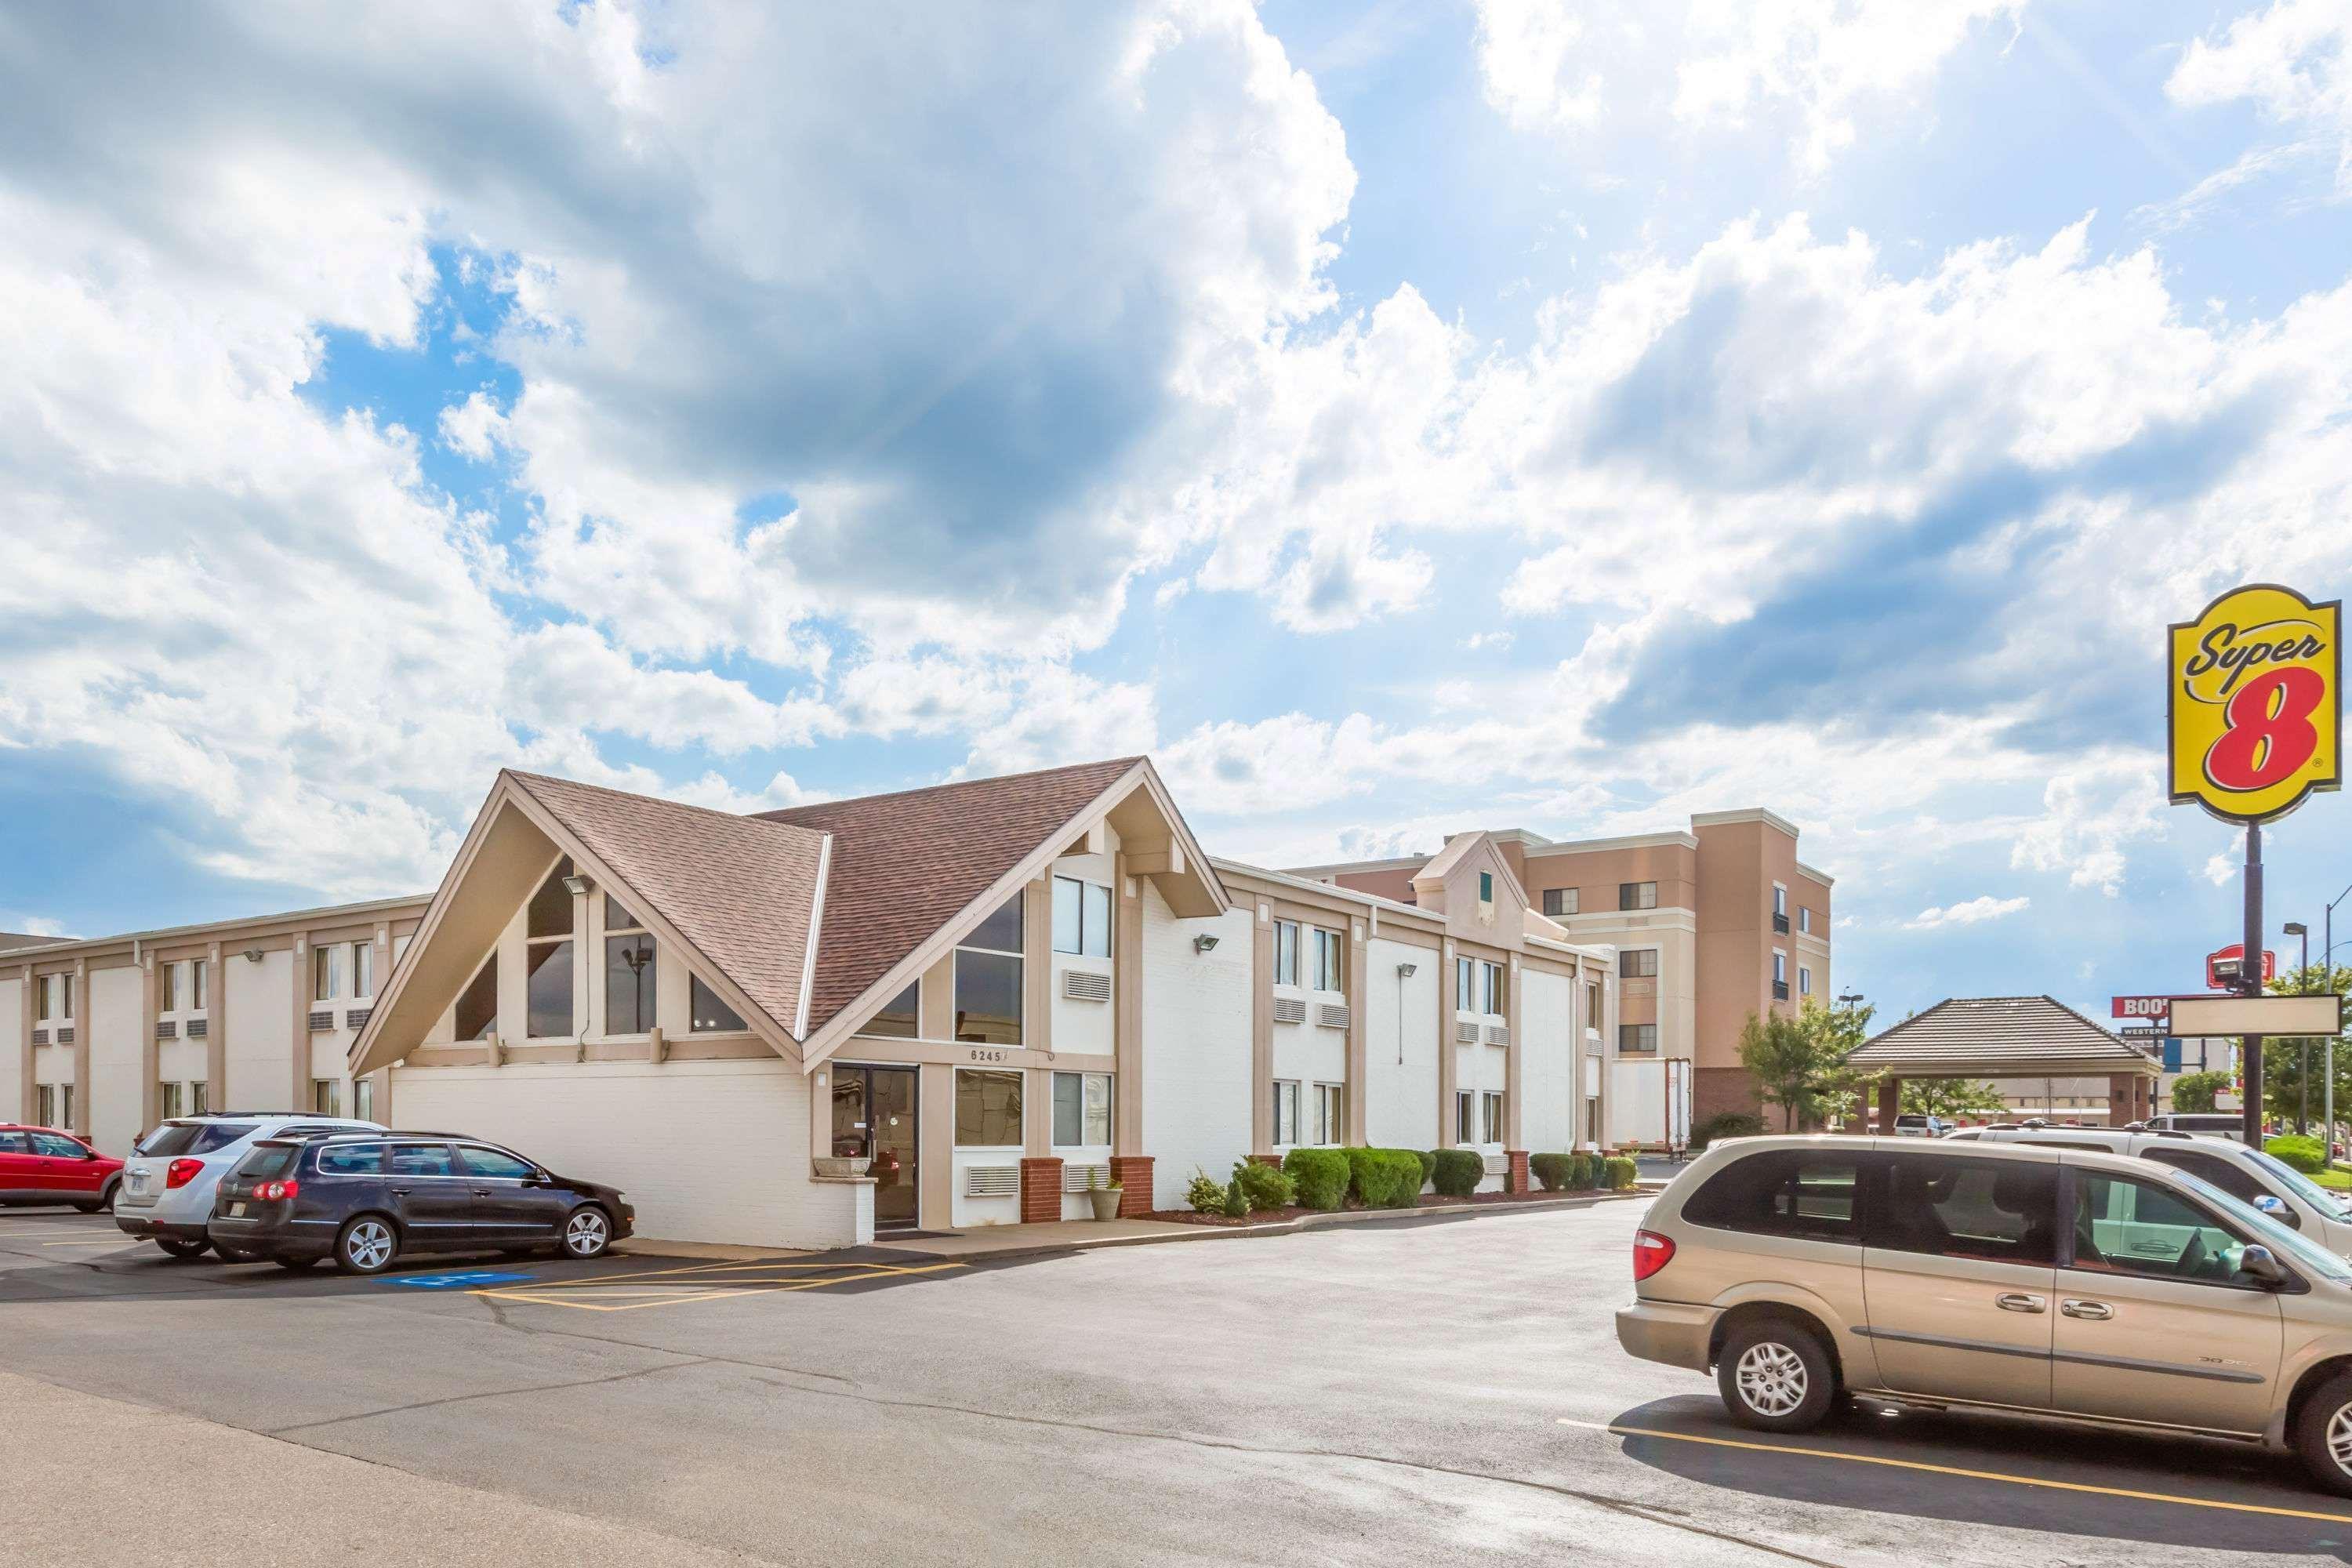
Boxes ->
[1,757,1622,1250]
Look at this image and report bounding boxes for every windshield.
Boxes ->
[2241,1146,2352,1214]
[135,1121,256,1157]
[2167,1167,2352,1282]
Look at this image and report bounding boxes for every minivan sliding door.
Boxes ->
[1860,1153,2058,1410]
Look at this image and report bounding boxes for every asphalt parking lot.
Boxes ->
[5,1200,2352,1566]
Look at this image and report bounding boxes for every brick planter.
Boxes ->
[1018,1156,1065,1225]
[1504,1149,1531,1194]
[1109,1155,1154,1218]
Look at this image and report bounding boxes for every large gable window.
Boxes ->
[866,980,919,1039]
[689,975,746,1034]
[455,955,499,1042]
[527,858,578,1039]
[953,891,1023,1046]
[604,895,657,1036]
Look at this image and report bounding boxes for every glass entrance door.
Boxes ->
[831,1065,920,1229]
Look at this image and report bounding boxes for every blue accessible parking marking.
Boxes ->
[382,1271,537,1289]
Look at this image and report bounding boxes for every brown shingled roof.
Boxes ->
[508,772,831,1040]
[759,757,1144,1033]
[1849,996,2157,1071]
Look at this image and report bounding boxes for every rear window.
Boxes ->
[1683,1150,1863,1242]
[316,1144,386,1176]
[136,1121,257,1157]
[233,1143,300,1180]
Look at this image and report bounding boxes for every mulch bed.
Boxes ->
[1145,1188,1614,1227]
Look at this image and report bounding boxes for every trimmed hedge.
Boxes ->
[1415,1149,1437,1187]
[1530,1152,1572,1192]
[2267,1134,2328,1174]
[1232,1158,1297,1213]
[1428,1148,1486,1199]
[1184,1168,1226,1214]
[1602,1156,1638,1191]
[1283,1147,1352,1211]
[1346,1146,1427,1208]
[1690,1112,1766,1151]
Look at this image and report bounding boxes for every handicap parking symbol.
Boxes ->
[383,1270,536,1289]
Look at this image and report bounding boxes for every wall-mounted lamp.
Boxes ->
[242,948,264,964]
[563,873,594,897]
[1192,934,1220,954]
[1396,962,1417,978]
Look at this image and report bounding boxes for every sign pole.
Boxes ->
[2243,819,2264,1148]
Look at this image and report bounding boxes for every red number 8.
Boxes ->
[2205,666,2325,793]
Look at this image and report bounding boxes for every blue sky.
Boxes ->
[4,0,2351,1027]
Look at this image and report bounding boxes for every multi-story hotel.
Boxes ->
[0,758,1623,1249]
[1288,808,1834,1127]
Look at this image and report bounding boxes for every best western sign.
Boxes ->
[2168,583,2342,824]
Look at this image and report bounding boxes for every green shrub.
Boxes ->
[1220,1178,1248,1218]
[1530,1152,1573,1192]
[1428,1148,1485,1199]
[1231,1158,1297,1213]
[1283,1147,1351,1211]
[1415,1149,1436,1187]
[1345,1146,1426,1208]
[1690,1112,1766,1151]
[1559,1152,1592,1189]
[1185,1168,1226,1214]
[2267,1134,2328,1174]
[1602,1156,1639,1191]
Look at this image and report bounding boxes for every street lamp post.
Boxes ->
[2288,921,2310,1134]
[2325,884,2352,1170]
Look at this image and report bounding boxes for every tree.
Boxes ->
[1902,1078,2008,1119]
[2169,1069,2231,1114]
[2261,964,2352,1131]
[1739,996,1877,1131]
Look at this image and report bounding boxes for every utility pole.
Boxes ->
[2243,822,2264,1148]
[2288,920,2311,1134]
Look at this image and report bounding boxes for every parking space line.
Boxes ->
[38,1238,136,1247]
[1556,1417,2352,1525]
[473,1259,967,1312]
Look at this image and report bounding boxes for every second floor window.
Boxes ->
[691,974,747,1033]
[1618,949,1657,978]
[1799,906,1813,934]
[527,861,577,1038]
[605,897,657,1035]
[314,943,343,1003]
[456,953,498,1041]
[1799,966,1813,996]
[1620,881,1657,911]
[1309,926,1344,991]
[160,961,179,1013]
[1272,919,1301,986]
[1541,887,1577,916]
[953,891,1023,1046]
[1620,1023,1657,1053]
[1052,876,1112,958]
[1773,884,1788,916]
[1455,957,1505,1014]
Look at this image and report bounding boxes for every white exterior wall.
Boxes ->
[1139,884,1252,1210]
[88,966,142,1156]
[1520,969,1574,1155]
[389,1058,863,1249]
[1363,936,1439,1150]
[226,950,296,1111]
[1269,1018,1344,1152]
[0,975,20,1121]
[157,1038,205,1094]
[1048,848,1116,1057]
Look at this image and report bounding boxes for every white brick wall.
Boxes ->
[225,950,296,1112]
[389,1058,863,1249]
[1140,884,1252,1210]
[0,976,20,1122]
[1520,970,1574,1154]
[1363,937,1438,1149]
[88,966,141,1156]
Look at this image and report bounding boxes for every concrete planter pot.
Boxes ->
[1088,1186,1123,1221]
[813,1156,870,1178]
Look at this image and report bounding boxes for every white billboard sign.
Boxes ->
[2168,993,2344,1038]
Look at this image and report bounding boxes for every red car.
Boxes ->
[0,1124,125,1212]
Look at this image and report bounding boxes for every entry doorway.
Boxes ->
[831,1065,920,1229]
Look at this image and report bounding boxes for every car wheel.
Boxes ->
[1716,1318,1837,1433]
[155,1237,209,1261]
[335,1215,399,1276]
[2293,1372,2352,1496]
[562,1206,612,1260]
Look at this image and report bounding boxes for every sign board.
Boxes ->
[2205,945,2277,991]
[2111,995,2179,1020]
[2168,583,2341,824]
[2169,993,2344,1039]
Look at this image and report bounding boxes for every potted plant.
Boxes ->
[1087,1164,1123,1221]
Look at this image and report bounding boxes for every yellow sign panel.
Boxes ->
[2168,583,2341,823]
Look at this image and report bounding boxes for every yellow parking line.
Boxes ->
[1557,1417,2352,1525]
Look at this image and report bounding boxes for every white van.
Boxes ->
[2143,1112,2251,1143]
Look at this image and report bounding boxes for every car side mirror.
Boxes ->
[2241,1244,2290,1288]
[2253,1194,2303,1230]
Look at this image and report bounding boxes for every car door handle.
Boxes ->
[2061,1299,2113,1321]
[471,1188,493,1196]
[1994,1292,2047,1313]
[390,1187,412,1196]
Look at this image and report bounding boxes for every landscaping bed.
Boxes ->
[1145,1186,1602,1227]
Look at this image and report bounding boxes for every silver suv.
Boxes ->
[1617,1134,2352,1494]
[114,1112,384,1259]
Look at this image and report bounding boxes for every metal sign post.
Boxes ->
[2243,820,2265,1146]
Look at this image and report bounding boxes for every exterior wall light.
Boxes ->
[242,948,263,964]
[562,873,593,896]
[1396,963,1417,978]
[1193,934,1219,953]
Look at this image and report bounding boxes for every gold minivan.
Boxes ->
[1616,1135,2352,1494]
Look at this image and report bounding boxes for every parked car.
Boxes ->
[114,1112,385,1259]
[2142,1112,2251,1143]
[205,1131,633,1275]
[1616,1134,2352,1494]
[0,1124,124,1211]
[1889,1113,1947,1138]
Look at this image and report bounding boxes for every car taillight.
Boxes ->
[257,1180,299,1203]
[1633,1229,1676,1282]
[165,1159,204,1189]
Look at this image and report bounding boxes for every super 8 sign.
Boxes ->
[2169,583,2342,824]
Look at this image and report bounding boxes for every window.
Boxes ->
[35,976,49,1022]
[349,944,370,1000]
[1619,881,1657,911]
[1799,906,1813,934]
[690,975,746,1033]
[35,1084,55,1127]
[61,1084,75,1129]
[1051,877,1112,958]
[2140,1148,2270,1210]
[1456,957,1504,1014]
[1620,1023,1657,1054]
[528,858,575,938]
[29,1131,83,1158]
[459,1145,538,1179]
[1313,1083,1344,1145]
[1051,1071,1112,1146]
[1478,870,1494,903]
[318,1143,385,1176]
[1482,1091,1504,1145]
[1866,1155,2057,1265]
[1798,966,1813,996]
[191,959,208,1011]
[1272,1080,1301,1145]
[314,943,342,1003]
[0,1131,20,1155]
[312,1079,340,1116]
[1309,927,1345,992]
[1454,1091,1474,1144]
[1586,981,1602,1028]
[349,1078,368,1123]
[1272,919,1301,986]
[190,1081,209,1116]
[38,974,73,1022]
[388,1143,457,1177]
[866,981,919,1039]
[455,954,499,1041]
[953,1068,1023,1146]
[2071,1171,2262,1286]
[159,962,179,1013]
[1541,887,1577,916]
[522,862,576,1039]
[1773,952,1788,984]
[1683,1150,1862,1241]
[157,1082,183,1120]
[953,891,1023,1046]
[1773,884,1788,916]
[605,898,657,1036]
[1618,949,1657,979]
